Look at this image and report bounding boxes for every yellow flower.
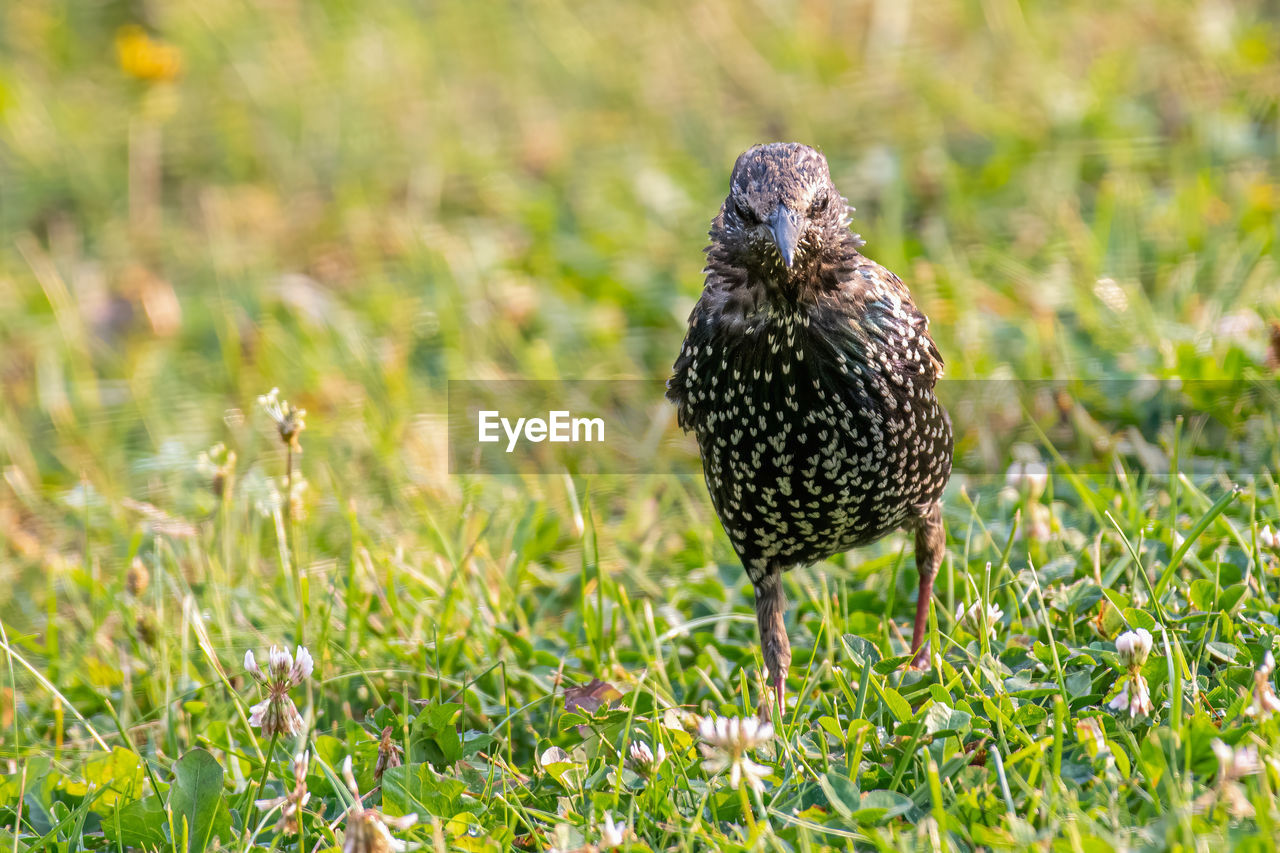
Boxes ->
[115,26,182,82]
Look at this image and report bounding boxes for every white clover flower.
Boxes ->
[1115,628,1154,668]
[698,715,773,793]
[1005,459,1048,498]
[245,645,313,738]
[1213,739,1262,781]
[195,442,236,497]
[255,751,310,835]
[626,739,667,777]
[258,388,306,450]
[698,715,773,751]
[1107,674,1153,718]
[340,755,418,853]
[1205,740,1262,819]
[955,599,1004,638]
[1243,651,1280,720]
[1075,718,1110,760]
[599,812,628,849]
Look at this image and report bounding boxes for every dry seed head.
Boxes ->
[374,725,403,781]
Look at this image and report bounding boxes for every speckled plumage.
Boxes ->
[668,143,953,713]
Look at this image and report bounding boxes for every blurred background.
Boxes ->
[1,0,1279,753]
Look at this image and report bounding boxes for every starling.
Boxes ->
[667,143,953,715]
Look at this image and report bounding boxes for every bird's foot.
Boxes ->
[907,642,931,671]
[755,673,786,724]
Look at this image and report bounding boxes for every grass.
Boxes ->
[2,0,1280,849]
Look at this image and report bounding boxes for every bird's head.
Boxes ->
[713,142,854,279]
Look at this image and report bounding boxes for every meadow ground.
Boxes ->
[2,0,1280,850]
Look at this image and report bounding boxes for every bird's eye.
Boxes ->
[732,198,757,222]
[809,194,831,216]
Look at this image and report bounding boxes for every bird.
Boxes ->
[667,143,953,717]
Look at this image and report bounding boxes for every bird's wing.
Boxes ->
[667,267,760,431]
[814,258,944,391]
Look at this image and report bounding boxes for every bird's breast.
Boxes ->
[678,306,952,567]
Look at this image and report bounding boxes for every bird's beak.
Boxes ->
[769,207,801,269]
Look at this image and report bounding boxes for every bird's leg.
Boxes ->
[753,569,790,721]
[910,502,946,670]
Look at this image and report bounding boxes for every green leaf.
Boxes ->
[1218,583,1248,613]
[880,688,914,722]
[816,716,844,741]
[874,655,914,675]
[383,763,470,818]
[841,634,881,668]
[462,730,496,758]
[63,747,143,809]
[410,703,465,767]
[854,789,914,824]
[1065,670,1093,698]
[168,748,230,852]
[818,771,860,820]
[1122,608,1157,631]
[106,796,168,850]
[1206,641,1240,663]
[1012,704,1048,727]
[537,746,584,789]
[923,703,971,737]
[1188,579,1216,611]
